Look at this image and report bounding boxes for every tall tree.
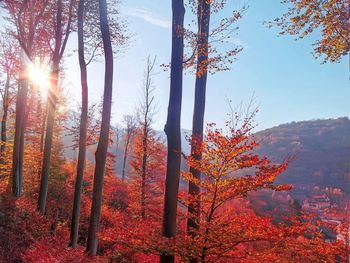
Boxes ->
[38,0,75,213]
[139,56,155,219]
[70,0,128,243]
[133,56,157,218]
[121,114,136,182]
[187,1,211,251]
[23,84,47,191]
[3,0,49,197]
[86,0,114,255]
[185,2,245,256]
[69,0,88,248]
[0,37,17,155]
[160,0,185,262]
[0,72,10,155]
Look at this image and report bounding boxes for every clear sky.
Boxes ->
[63,0,350,131]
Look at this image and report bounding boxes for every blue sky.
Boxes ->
[64,0,349,131]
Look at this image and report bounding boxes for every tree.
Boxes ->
[69,0,88,248]
[0,36,18,155]
[0,74,10,155]
[22,85,47,195]
[0,36,18,181]
[180,114,290,261]
[121,114,136,182]
[130,133,166,219]
[187,1,211,251]
[138,56,156,219]
[86,0,114,255]
[161,0,185,262]
[3,0,49,197]
[38,0,75,213]
[269,0,349,63]
[177,116,344,262]
[67,0,128,247]
[185,2,245,256]
[55,10,128,238]
[129,56,160,218]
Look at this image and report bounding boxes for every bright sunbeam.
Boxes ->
[27,62,50,95]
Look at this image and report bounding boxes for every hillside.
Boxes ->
[254,117,350,198]
[64,117,350,199]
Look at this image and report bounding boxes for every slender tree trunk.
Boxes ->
[40,102,47,153]
[200,182,218,263]
[50,208,61,236]
[18,100,30,193]
[37,62,59,213]
[37,0,64,213]
[12,60,28,197]
[121,139,129,182]
[187,3,211,262]
[141,125,148,218]
[140,56,155,218]
[0,109,7,154]
[160,1,185,262]
[70,0,88,248]
[86,0,114,255]
[38,101,47,185]
[0,74,10,155]
[0,75,9,177]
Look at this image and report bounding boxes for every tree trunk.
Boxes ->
[11,60,28,197]
[86,0,114,256]
[37,63,59,213]
[200,182,218,263]
[18,101,30,194]
[40,102,47,153]
[50,208,61,236]
[160,1,185,262]
[70,0,88,248]
[0,74,10,155]
[121,139,129,182]
[37,0,63,213]
[141,125,148,218]
[187,3,211,262]
[140,56,155,219]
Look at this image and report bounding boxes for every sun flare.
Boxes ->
[27,62,50,94]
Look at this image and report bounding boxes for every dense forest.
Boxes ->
[0,0,349,262]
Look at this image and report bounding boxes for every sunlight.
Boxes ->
[27,62,50,94]
[57,105,66,113]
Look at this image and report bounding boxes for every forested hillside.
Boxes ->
[255,117,350,195]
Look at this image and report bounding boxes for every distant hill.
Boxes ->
[254,117,350,198]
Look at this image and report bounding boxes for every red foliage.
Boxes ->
[0,120,346,262]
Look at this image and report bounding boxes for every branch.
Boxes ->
[183,43,198,64]
[59,0,75,61]
[86,42,101,66]
[181,151,188,160]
